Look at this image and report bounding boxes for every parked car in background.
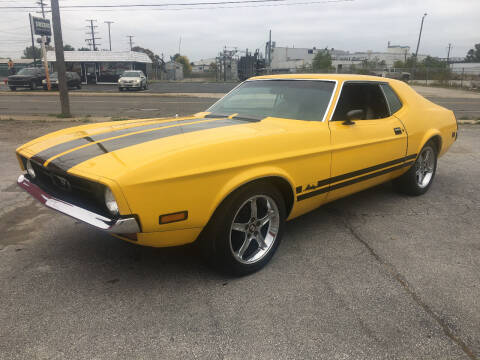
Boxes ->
[118,70,147,91]
[373,68,410,82]
[7,67,45,90]
[43,72,82,90]
[15,74,457,275]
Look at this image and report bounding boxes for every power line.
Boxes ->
[0,0,353,9]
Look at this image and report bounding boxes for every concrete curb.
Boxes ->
[0,91,223,99]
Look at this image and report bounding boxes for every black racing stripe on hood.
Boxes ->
[31,118,199,165]
[47,118,241,171]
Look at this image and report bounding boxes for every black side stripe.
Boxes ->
[297,160,416,201]
[318,154,417,189]
[48,118,242,171]
[31,118,199,165]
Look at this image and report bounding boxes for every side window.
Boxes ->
[332,82,389,121]
[380,84,402,114]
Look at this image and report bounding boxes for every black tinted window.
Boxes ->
[332,82,389,121]
[380,84,402,114]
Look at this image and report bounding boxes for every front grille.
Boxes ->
[21,156,113,218]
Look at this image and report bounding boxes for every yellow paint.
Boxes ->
[16,74,457,247]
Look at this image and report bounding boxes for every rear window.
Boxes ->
[380,84,403,114]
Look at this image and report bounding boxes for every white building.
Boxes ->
[270,42,427,72]
[192,58,216,73]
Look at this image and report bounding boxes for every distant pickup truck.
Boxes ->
[372,69,410,82]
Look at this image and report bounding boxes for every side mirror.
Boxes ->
[343,109,365,125]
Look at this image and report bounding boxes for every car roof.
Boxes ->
[250,73,397,83]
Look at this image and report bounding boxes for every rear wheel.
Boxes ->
[201,183,286,275]
[30,82,37,90]
[394,140,437,196]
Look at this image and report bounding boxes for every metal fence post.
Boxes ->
[461,68,464,88]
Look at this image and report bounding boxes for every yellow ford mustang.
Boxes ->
[16,74,457,274]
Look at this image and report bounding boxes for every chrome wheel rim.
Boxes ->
[229,195,280,265]
[415,146,435,188]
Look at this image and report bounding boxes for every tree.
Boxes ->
[173,53,192,76]
[132,46,163,68]
[78,47,90,51]
[63,44,75,51]
[465,43,480,62]
[311,49,332,72]
[209,62,218,73]
[22,46,41,59]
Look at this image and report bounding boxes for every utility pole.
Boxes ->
[104,21,114,51]
[28,14,37,66]
[178,36,182,54]
[37,0,51,90]
[446,43,452,64]
[127,35,134,50]
[413,12,427,78]
[50,0,70,116]
[86,19,100,50]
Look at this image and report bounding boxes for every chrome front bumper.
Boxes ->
[17,175,140,234]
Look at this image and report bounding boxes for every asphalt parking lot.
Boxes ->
[0,116,479,358]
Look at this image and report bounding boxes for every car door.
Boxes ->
[327,81,408,202]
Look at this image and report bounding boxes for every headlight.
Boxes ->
[104,188,119,215]
[26,160,36,178]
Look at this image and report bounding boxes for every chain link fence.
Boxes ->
[255,66,480,90]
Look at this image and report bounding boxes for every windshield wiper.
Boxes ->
[205,113,230,118]
[232,115,263,122]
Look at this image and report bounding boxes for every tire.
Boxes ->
[145,82,148,90]
[200,183,286,275]
[9,86,16,91]
[77,84,82,89]
[119,87,123,92]
[31,82,37,90]
[393,140,437,196]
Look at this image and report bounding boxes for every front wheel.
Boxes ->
[394,140,437,196]
[201,183,286,275]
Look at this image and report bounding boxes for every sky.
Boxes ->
[1,0,479,61]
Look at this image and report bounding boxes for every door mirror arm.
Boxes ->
[343,109,365,125]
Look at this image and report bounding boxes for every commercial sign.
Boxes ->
[32,16,51,36]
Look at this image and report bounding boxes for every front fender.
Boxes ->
[207,165,296,223]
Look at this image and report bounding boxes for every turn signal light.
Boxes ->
[159,211,188,224]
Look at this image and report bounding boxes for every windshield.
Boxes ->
[208,80,336,121]
[122,72,141,78]
[49,72,58,79]
[17,68,37,76]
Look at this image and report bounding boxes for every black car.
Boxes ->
[7,67,45,90]
[43,72,82,90]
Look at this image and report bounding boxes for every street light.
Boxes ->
[415,13,428,60]
[413,12,427,79]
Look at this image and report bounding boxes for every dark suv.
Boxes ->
[7,67,45,90]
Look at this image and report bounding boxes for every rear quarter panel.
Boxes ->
[389,80,457,157]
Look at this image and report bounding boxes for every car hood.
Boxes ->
[17,114,305,182]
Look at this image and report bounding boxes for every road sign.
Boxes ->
[32,16,51,36]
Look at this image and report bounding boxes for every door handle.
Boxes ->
[394,127,402,135]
